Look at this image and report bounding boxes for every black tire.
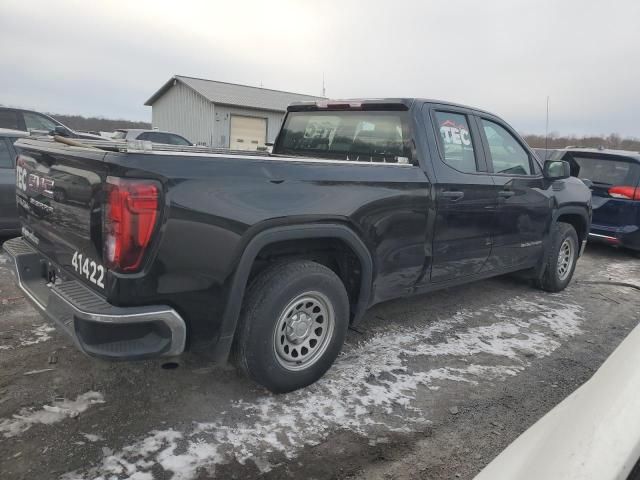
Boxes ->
[233,260,350,393]
[538,222,579,292]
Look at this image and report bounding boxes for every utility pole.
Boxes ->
[545,96,550,151]
[322,73,326,97]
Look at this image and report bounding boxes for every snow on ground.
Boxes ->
[605,261,640,288]
[81,433,105,443]
[64,295,583,480]
[0,392,105,438]
[19,324,56,346]
[0,323,56,350]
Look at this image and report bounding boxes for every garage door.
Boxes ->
[229,115,267,150]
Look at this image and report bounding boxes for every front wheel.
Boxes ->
[538,222,579,292]
[233,260,350,393]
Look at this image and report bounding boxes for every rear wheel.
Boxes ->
[233,260,349,393]
[538,222,579,292]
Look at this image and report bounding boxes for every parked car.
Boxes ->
[113,129,193,146]
[0,128,28,235]
[0,107,104,140]
[545,148,639,253]
[475,321,640,480]
[5,98,591,392]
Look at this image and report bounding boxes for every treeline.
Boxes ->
[523,133,640,151]
[48,113,151,132]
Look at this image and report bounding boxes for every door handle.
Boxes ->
[439,190,465,201]
[498,190,515,198]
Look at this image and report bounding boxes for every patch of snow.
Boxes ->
[81,433,104,442]
[605,261,640,288]
[20,324,55,346]
[0,392,105,438]
[0,253,8,264]
[67,296,583,479]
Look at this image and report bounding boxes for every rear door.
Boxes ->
[565,152,640,230]
[425,106,497,283]
[0,137,18,231]
[476,116,549,269]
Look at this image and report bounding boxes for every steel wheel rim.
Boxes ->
[273,291,335,371]
[557,238,574,281]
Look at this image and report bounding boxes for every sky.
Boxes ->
[1,0,639,137]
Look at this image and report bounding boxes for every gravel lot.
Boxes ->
[1,241,639,480]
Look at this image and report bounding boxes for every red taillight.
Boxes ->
[104,177,160,272]
[608,185,640,201]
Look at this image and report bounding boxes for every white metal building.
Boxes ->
[145,75,324,149]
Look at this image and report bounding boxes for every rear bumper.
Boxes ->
[589,224,640,251]
[3,237,186,360]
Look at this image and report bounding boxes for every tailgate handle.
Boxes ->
[439,190,465,201]
[498,190,515,199]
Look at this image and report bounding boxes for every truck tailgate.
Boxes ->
[15,140,109,293]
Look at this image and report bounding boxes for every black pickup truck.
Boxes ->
[4,99,591,392]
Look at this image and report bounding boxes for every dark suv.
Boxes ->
[0,107,103,140]
[539,148,640,253]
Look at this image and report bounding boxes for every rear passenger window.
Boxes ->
[435,112,477,173]
[481,119,533,175]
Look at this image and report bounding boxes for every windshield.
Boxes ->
[274,110,413,163]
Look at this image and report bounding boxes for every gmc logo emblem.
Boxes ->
[27,173,55,195]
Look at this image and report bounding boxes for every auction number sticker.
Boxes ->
[71,251,105,289]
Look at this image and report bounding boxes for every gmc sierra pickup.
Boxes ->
[4,98,591,392]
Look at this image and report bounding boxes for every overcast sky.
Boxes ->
[1,0,639,136]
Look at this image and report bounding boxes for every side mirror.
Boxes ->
[543,160,571,180]
[52,125,71,137]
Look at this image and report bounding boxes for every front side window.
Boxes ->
[481,119,532,175]
[434,111,477,173]
[0,110,20,130]
[23,112,59,132]
[275,110,412,163]
[0,139,14,168]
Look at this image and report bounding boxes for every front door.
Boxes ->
[427,108,497,283]
[476,117,549,269]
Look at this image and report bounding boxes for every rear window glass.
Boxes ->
[275,111,412,163]
[572,155,639,186]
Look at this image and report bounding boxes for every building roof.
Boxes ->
[145,75,325,112]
